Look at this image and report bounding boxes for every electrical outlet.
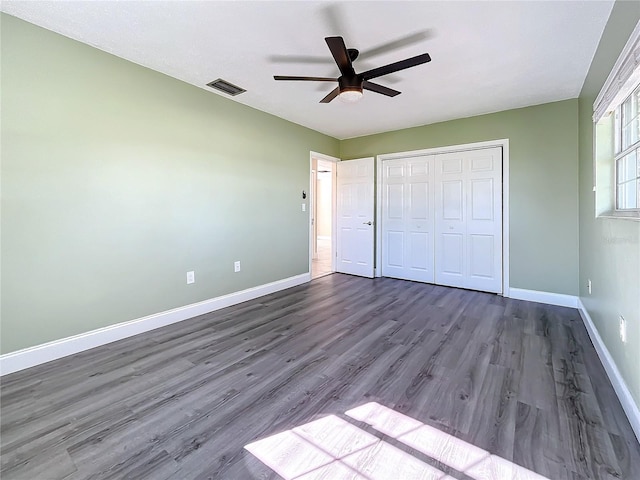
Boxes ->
[619,316,627,343]
[588,279,592,295]
[234,261,241,273]
[186,271,195,284]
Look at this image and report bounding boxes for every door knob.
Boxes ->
[363,221,373,225]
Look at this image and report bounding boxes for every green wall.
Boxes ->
[577,1,640,406]
[341,100,580,296]
[0,15,339,353]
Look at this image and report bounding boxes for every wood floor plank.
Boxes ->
[518,333,556,411]
[466,364,518,461]
[1,274,638,480]
[1,446,77,480]
[514,400,570,479]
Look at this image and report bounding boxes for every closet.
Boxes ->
[380,146,503,293]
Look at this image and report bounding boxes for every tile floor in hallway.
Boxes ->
[312,236,332,279]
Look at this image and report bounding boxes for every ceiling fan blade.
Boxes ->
[325,36,355,76]
[363,81,401,97]
[274,76,337,82]
[358,30,433,61]
[361,53,431,80]
[321,3,348,38]
[320,87,340,103]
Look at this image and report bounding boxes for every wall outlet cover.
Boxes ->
[619,316,627,343]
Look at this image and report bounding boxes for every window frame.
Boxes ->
[613,83,640,212]
[593,20,640,221]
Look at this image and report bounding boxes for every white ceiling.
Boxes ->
[2,1,614,140]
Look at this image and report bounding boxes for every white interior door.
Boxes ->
[434,147,502,293]
[336,157,375,278]
[381,156,435,282]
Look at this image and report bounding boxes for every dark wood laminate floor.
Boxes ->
[1,274,639,479]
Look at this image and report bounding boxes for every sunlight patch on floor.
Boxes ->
[245,402,550,480]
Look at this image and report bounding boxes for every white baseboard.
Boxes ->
[0,273,311,376]
[577,299,640,443]
[508,288,579,308]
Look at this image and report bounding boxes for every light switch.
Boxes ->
[302,203,306,212]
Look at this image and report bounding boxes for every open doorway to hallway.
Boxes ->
[310,154,336,279]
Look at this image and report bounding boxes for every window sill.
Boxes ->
[597,210,640,221]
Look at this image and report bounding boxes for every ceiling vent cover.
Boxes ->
[206,78,246,96]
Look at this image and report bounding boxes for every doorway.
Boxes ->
[310,152,338,279]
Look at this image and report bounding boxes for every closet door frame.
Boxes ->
[375,139,510,297]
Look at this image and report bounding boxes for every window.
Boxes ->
[614,84,640,210]
[593,20,640,219]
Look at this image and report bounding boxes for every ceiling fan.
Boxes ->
[274,36,431,103]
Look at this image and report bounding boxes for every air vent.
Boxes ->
[206,78,246,96]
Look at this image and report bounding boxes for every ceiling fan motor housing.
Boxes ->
[339,74,364,92]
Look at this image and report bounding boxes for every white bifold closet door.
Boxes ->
[381,147,502,294]
[434,147,502,293]
[381,156,435,283]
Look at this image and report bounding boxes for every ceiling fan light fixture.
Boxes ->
[338,88,363,103]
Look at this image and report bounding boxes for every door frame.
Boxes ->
[309,151,339,277]
[376,139,510,296]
